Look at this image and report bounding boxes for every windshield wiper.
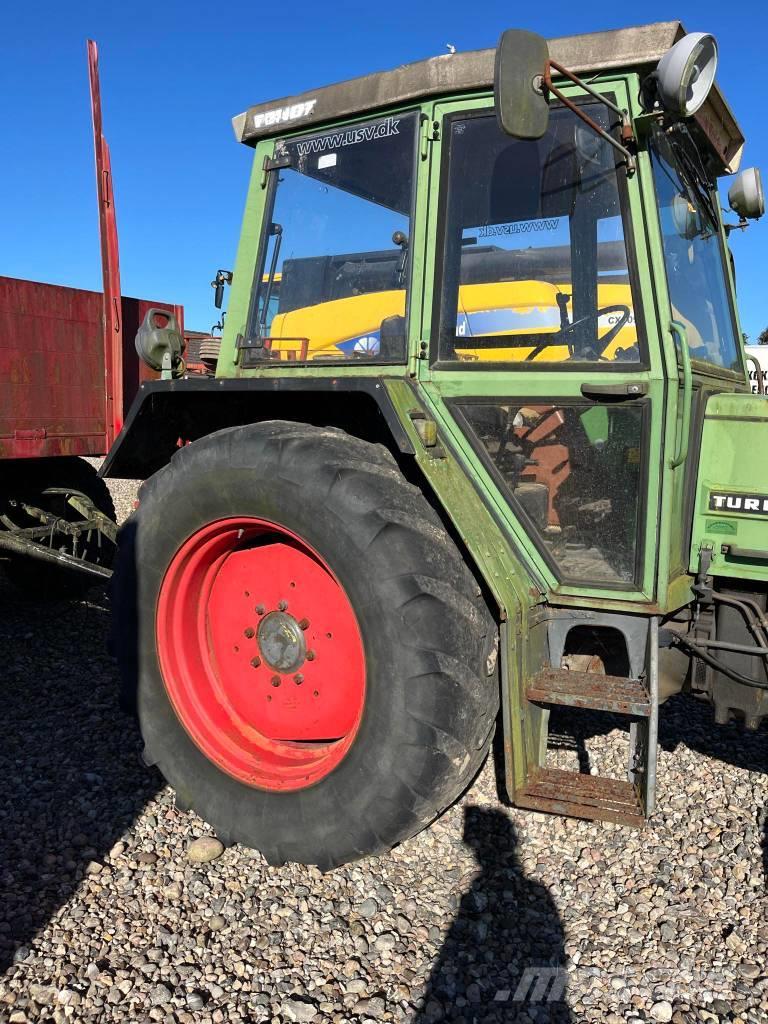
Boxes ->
[667,125,719,234]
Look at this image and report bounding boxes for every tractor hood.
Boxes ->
[691,392,768,582]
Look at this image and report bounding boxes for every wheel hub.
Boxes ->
[155,517,366,791]
[257,610,306,673]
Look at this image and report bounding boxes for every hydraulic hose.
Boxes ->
[672,633,768,691]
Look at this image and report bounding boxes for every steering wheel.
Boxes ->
[525,304,631,361]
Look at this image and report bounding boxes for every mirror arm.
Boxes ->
[543,59,636,174]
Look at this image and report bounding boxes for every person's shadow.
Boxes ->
[415,805,572,1023]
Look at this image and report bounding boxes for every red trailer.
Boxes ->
[0,41,182,596]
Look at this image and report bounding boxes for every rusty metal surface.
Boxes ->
[0,528,112,578]
[88,39,123,447]
[0,277,107,460]
[515,766,645,826]
[527,668,651,717]
[0,277,181,461]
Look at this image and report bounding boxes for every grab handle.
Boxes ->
[669,320,692,469]
[745,352,765,395]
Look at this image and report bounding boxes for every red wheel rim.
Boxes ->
[156,518,366,791]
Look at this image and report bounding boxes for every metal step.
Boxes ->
[514,767,645,827]
[526,668,651,717]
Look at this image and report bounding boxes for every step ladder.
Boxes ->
[514,618,659,827]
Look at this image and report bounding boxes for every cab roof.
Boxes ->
[232,20,744,174]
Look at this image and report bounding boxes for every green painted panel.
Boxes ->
[690,392,768,581]
[385,379,541,795]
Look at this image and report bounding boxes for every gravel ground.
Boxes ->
[1,475,766,1024]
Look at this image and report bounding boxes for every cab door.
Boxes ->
[415,90,666,604]
[643,121,750,589]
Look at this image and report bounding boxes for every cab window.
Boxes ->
[246,113,418,364]
[650,124,742,373]
[436,105,641,367]
[454,400,645,585]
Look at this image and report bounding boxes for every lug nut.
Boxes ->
[298,618,310,630]
[244,627,255,639]
[251,656,261,668]
[306,650,316,661]
[255,604,265,615]
[271,675,281,688]
[277,600,288,612]
[294,673,304,685]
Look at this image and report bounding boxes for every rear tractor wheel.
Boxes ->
[112,422,499,868]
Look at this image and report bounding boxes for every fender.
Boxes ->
[99,375,414,480]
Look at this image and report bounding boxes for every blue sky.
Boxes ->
[1,1,766,338]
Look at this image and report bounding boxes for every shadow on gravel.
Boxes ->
[0,580,160,975]
[540,694,768,779]
[415,806,572,1023]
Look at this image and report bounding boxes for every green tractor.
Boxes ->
[107,22,766,868]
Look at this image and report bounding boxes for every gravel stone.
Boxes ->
[650,1001,674,1022]
[358,898,378,918]
[149,984,173,1006]
[187,836,224,863]
[0,470,766,1022]
[282,996,318,1021]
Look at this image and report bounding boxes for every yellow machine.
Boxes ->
[266,251,637,363]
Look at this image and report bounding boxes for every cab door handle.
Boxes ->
[580,382,648,399]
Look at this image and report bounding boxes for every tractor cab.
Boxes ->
[220,22,761,602]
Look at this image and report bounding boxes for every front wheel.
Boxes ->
[112,422,499,868]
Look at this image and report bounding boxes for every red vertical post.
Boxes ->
[87,39,124,446]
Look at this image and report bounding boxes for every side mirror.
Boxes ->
[671,193,700,240]
[211,269,233,310]
[494,29,550,140]
[729,168,765,221]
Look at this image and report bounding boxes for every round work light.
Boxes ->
[655,32,718,117]
[728,167,765,221]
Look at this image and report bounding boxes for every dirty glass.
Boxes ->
[437,105,640,365]
[247,113,417,364]
[455,400,644,584]
[650,125,741,373]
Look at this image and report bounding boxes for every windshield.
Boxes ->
[436,104,641,365]
[246,113,418,363]
[650,124,741,373]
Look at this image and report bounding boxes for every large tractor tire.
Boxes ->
[2,457,116,600]
[112,422,499,868]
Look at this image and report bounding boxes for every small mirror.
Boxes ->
[729,167,765,220]
[211,269,233,309]
[671,193,700,239]
[494,29,550,140]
